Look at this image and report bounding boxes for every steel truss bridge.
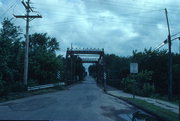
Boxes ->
[65,48,106,86]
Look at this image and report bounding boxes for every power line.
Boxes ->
[0,0,20,19]
[86,0,180,11]
[39,9,164,19]
[30,1,179,27]
[37,3,171,16]
[179,38,180,54]
[27,17,180,29]
[34,0,180,13]
[154,32,180,50]
[34,5,180,24]
[29,12,179,29]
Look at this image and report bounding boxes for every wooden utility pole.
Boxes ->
[165,8,172,100]
[71,43,73,82]
[179,37,180,54]
[14,0,42,86]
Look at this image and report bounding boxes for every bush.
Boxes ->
[0,79,7,96]
[142,83,155,97]
[122,77,134,93]
[10,81,27,92]
[121,70,155,97]
[107,79,121,89]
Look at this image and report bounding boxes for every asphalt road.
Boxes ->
[0,76,142,121]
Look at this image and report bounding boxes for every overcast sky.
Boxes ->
[0,0,180,57]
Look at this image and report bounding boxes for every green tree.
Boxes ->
[74,56,85,80]
[122,70,155,96]
[66,55,85,83]
[88,64,97,78]
[0,18,24,94]
[89,48,179,97]
[132,49,168,95]
[28,33,62,84]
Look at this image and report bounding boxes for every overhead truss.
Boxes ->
[65,48,105,86]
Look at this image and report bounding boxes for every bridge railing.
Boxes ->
[28,82,65,91]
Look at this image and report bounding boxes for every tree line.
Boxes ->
[89,48,180,98]
[0,18,85,96]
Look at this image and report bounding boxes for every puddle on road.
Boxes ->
[101,106,158,121]
[118,110,158,121]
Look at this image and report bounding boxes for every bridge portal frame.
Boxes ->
[65,48,105,86]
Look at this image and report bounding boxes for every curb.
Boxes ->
[105,92,168,121]
[155,100,178,109]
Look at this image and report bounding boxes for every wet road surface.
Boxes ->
[0,76,153,120]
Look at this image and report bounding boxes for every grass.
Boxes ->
[151,94,179,106]
[124,97,179,121]
[119,86,179,106]
[0,86,66,103]
[0,80,84,103]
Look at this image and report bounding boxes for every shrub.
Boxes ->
[122,77,134,93]
[10,81,27,92]
[142,83,155,97]
[0,79,6,96]
[121,70,155,97]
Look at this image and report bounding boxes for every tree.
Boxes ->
[28,33,62,84]
[0,18,24,94]
[132,49,169,95]
[29,33,59,53]
[74,56,85,80]
[66,55,85,83]
[0,18,23,82]
[89,48,179,97]
[0,19,65,94]
[88,64,97,77]
[0,18,22,42]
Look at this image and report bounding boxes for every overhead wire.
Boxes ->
[26,7,166,27]
[36,3,174,16]
[37,8,164,19]
[34,0,180,13]
[85,0,180,12]
[2,0,179,24]
[26,0,179,30]
[33,1,179,28]
[34,0,180,18]
[0,0,21,19]
[27,16,180,29]
[154,32,180,50]
[33,3,179,28]
[4,0,179,54]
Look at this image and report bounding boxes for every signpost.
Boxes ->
[103,72,107,92]
[57,71,61,80]
[130,63,138,98]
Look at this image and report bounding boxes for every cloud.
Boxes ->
[0,1,2,7]
[0,0,180,57]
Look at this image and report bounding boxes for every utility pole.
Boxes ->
[14,0,42,86]
[179,37,180,54]
[165,8,172,100]
[71,43,73,82]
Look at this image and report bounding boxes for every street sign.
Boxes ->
[130,63,138,73]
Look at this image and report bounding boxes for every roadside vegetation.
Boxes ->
[0,18,85,97]
[0,86,66,103]
[124,97,179,121]
[89,49,180,103]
